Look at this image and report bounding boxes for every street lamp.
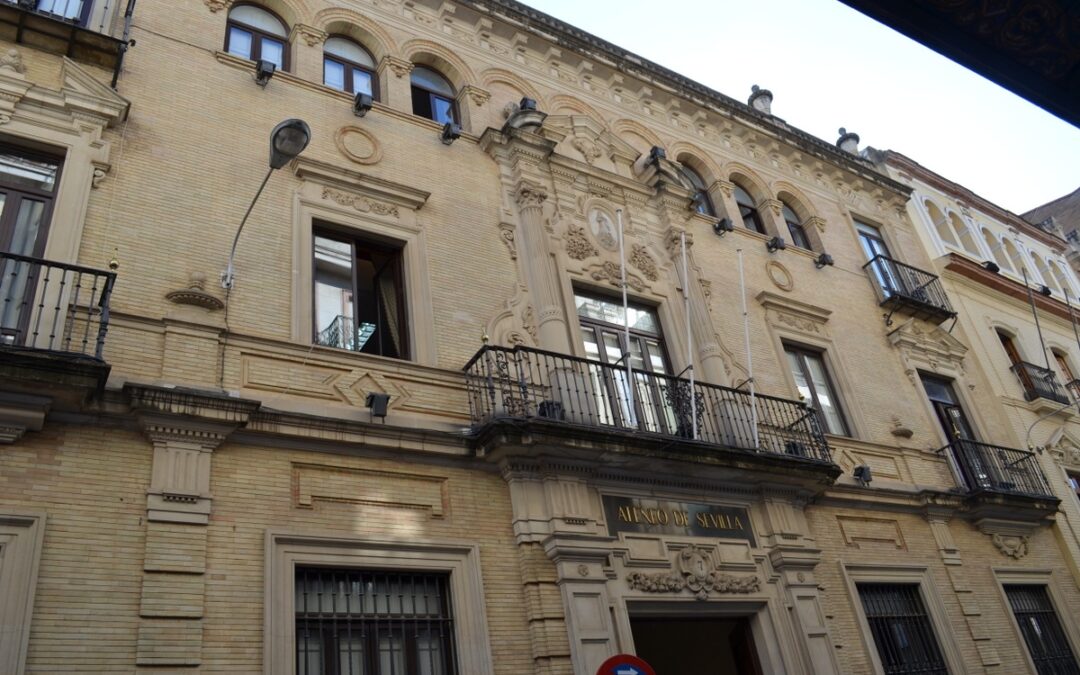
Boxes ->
[222,119,311,289]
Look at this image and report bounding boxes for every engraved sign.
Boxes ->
[602,496,755,545]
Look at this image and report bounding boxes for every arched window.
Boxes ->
[679,164,715,217]
[1050,261,1074,300]
[950,212,980,255]
[226,4,288,70]
[324,37,377,97]
[733,183,765,234]
[410,66,456,124]
[1004,239,1027,278]
[1032,253,1060,294]
[925,202,956,246]
[781,201,811,249]
[981,229,1012,271]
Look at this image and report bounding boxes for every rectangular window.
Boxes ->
[313,228,408,359]
[858,583,949,675]
[295,567,457,675]
[1003,585,1080,675]
[1069,473,1080,503]
[784,344,848,436]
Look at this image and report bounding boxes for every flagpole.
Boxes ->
[681,230,697,439]
[617,209,634,418]
[737,249,759,448]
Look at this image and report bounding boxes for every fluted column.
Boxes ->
[515,181,572,353]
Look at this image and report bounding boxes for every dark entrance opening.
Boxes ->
[629,616,762,675]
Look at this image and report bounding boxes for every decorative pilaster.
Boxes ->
[768,545,842,675]
[379,56,414,108]
[760,198,786,239]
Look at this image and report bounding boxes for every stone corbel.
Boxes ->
[805,215,826,233]
[0,392,50,444]
[0,49,31,124]
[760,198,784,218]
[291,24,327,47]
[381,55,415,79]
[460,84,491,107]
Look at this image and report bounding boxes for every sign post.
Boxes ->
[596,654,657,675]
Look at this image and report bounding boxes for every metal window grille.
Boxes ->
[295,568,457,675]
[1004,585,1080,675]
[858,583,949,675]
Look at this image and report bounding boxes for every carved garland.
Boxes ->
[322,187,400,218]
[565,223,598,261]
[626,547,761,601]
[629,244,659,281]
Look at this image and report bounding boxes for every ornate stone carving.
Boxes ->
[626,547,761,601]
[463,85,491,107]
[91,167,107,189]
[383,56,414,79]
[571,136,602,165]
[522,305,537,342]
[0,48,26,74]
[665,228,693,258]
[588,208,618,251]
[165,273,224,311]
[805,215,826,233]
[776,312,819,333]
[565,223,598,260]
[321,187,399,218]
[589,262,645,292]
[762,198,783,217]
[992,533,1029,559]
[498,222,517,259]
[515,181,548,209]
[293,24,327,47]
[766,260,794,292]
[629,244,658,281]
[204,0,231,12]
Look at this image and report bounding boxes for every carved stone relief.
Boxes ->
[629,244,659,281]
[498,222,517,259]
[766,260,794,292]
[335,126,383,165]
[625,546,761,601]
[588,207,619,251]
[571,136,602,165]
[992,533,1028,559]
[565,223,599,260]
[321,188,399,218]
[589,262,645,292]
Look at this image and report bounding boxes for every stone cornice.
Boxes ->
[943,253,1077,322]
[453,0,910,197]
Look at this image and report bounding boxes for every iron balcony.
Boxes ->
[464,344,833,465]
[0,251,116,361]
[942,438,1055,499]
[1010,360,1070,405]
[863,254,956,325]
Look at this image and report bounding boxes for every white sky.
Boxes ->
[521,0,1080,215]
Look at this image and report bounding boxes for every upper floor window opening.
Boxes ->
[678,163,715,217]
[1032,253,1061,294]
[949,211,981,256]
[410,66,456,125]
[1003,239,1028,278]
[225,4,288,70]
[925,201,957,248]
[313,227,408,360]
[324,36,377,98]
[784,343,848,436]
[981,229,1013,271]
[781,201,811,250]
[733,183,765,234]
[33,0,92,26]
[1049,260,1074,299]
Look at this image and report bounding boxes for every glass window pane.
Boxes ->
[379,635,405,675]
[7,198,45,257]
[805,353,846,434]
[574,294,660,335]
[323,59,346,90]
[0,154,58,193]
[228,5,287,36]
[786,350,812,403]
[432,96,454,125]
[36,0,81,19]
[325,37,375,68]
[580,327,600,360]
[261,39,285,69]
[352,70,374,97]
[734,185,755,208]
[314,235,354,349]
[227,27,253,59]
[411,66,455,96]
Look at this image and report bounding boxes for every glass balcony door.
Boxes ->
[857,221,903,297]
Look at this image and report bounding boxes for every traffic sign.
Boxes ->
[596,654,657,675]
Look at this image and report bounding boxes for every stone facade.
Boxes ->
[0,1,1077,674]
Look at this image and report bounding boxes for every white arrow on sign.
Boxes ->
[615,668,641,675]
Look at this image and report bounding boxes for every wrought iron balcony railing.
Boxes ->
[943,439,1054,499]
[1010,361,1070,405]
[0,251,116,360]
[464,344,833,464]
[1067,379,1080,404]
[863,254,955,325]
[315,314,376,352]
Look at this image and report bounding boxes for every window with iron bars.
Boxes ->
[857,583,948,675]
[295,567,457,675]
[1004,585,1080,675]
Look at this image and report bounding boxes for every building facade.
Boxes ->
[0,1,1078,674]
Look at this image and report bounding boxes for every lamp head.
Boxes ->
[254,59,276,86]
[983,260,1001,274]
[766,235,786,253]
[1040,284,1053,297]
[713,218,734,236]
[815,252,834,268]
[441,122,462,145]
[269,118,311,169]
[353,92,373,117]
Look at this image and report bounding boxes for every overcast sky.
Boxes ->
[522,0,1080,215]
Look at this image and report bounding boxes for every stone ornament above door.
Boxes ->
[625,545,761,600]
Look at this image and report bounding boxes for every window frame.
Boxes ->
[265,530,495,675]
[312,223,409,360]
[410,67,457,125]
[842,564,966,675]
[781,202,811,250]
[734,183,766,234]
[678,163,716,217]
[0,510,47,675]
[0,143,64,257]
[993,569,1080,675]
[783,342,849,436]
[34,0,93,27]
[322,35,378,98]
[856,582,950,675]
[224,3,290,71]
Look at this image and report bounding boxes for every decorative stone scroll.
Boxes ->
[626,546,761,601]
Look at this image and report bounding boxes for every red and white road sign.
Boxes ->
[596,654,657,675]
